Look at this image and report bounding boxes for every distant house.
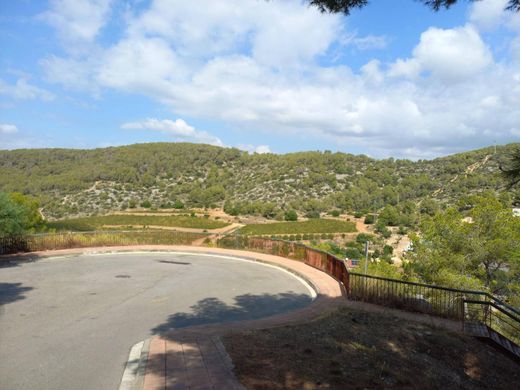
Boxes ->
[345,258,360,268]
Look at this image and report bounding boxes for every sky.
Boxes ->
[0,0,519,159]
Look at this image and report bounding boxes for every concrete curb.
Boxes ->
[119,339,150,390]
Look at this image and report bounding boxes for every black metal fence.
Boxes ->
[349,272,520,356]
[464,296,520,347]
[348,272,488,320]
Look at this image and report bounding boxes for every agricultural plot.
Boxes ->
[238,219,356,235]
[47,214,229,231]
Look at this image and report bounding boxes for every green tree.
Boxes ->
[0,192,44,236]
[500,148,520,188]
[408,195,520,298]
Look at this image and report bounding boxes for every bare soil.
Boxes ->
[223,307,519,389]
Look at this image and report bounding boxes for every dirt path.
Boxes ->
[386,233,411,266]
[431,154,492,198]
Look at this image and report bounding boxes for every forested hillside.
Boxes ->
[0,142,518,219]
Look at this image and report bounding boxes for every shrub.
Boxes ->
[383,244,394,256]
[306,210,321,219]
[173,200,184,209]
[330,210,340,217]
[356,233,375,244]
[345,247,362,259]
[284,210,298,221]
[364,214,375,224]
[140,200,152,208]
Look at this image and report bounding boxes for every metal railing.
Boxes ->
[348,272,487,320]
[1,231,518,356]
[217,236,519,354]
[464,296,520,352]
[216,235,349,290]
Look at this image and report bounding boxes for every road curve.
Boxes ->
[0,251,314,390]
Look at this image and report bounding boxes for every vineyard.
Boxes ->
[238,219,356,235]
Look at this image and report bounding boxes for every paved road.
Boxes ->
[0,252,313,390]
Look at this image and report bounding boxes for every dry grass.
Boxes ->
[224,307,519,389]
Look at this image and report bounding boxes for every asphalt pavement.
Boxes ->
[0,252,313,390]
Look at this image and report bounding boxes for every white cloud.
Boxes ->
[121,118,223,146]
[0,123,19,134]
[470,0,509,30]
[389,25,493,82]
[40,0,113,49]
[0,78,55,101]
[238,144,272,154]
[352,35,388,50]
[40,0,520,158]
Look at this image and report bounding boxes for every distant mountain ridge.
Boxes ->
[0,142,518,219]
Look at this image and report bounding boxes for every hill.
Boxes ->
[0,142,518,219]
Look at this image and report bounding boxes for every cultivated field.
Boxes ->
[238,219,356,235]
[47,214,230,231]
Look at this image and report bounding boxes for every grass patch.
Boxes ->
[47,214,229,231]
[238,219,356,235]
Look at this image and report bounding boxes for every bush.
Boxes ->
[330,210,340,217]
[376,224,391,238]
[354,211,363,218]
[356,233,375,244]
[305,210,320,219]
[364,214,375,224]
[383,244,394,256]
[140,200,152,208]
[284,210,298,221]
[345,247,362,259]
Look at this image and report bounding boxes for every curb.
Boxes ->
[119,339,150,390]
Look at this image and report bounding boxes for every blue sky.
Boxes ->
[1,0,519,159]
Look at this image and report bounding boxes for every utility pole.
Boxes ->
[364,240,369,274]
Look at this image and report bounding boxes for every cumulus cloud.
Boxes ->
[470,0,509,30]
[121,118,223,146]
[389,25,492,82]
[40,0,520,158]
[40,0,113,49]
[0,78,55,101]
[0,123,19,134]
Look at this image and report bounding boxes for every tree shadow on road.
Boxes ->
[0,282,33,305]
[152,292,313,334]
[138,292,315,389]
